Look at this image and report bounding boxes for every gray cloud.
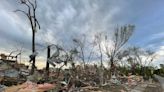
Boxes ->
[0,0,119,60]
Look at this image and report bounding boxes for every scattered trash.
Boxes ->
[109,75,121,85]
[0,84,6,92]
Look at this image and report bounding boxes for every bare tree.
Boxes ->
[73,38,85,66]
[127,46,156,76]
[73,35,97,69]
[94,33,105,85]
[105,25,134,75]
[128,46,156,67]
[15,0,40,74]
[95,33,104,67]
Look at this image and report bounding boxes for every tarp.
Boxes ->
[4,69,19,78]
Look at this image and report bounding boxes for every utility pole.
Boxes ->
[46,46,51,78]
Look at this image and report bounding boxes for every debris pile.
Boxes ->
[0,57,163,92]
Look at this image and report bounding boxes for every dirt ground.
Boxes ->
[144,82,163,92]
[83,82,163,92]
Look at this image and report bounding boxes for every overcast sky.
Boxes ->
[0,0,164,68]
